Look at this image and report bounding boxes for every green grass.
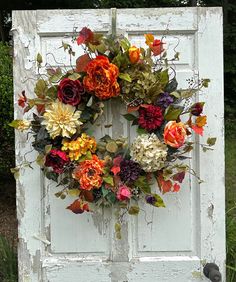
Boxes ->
[225,119,236,282]
[0,234,17,282]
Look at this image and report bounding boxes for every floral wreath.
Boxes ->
[11,27,216,236]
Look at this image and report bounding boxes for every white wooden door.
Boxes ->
[13,8,225,282]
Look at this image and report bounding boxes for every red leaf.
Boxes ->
[127,105,140,113]
[81,190,94,202]
[76,27,94,45]
[172,171,185,183]
[173,183,180,192]
[76,54,91,72]
[111,166,120,175]
[37,104,45,114]
[67,199,89,214]
[157,173,173,194]
[191,125,204,136]
[18,91,27,108]
[111,155,123,175]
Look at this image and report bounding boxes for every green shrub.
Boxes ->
[0,234,17,282]
[0,42,14,175]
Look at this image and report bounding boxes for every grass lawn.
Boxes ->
[225,120,236,281]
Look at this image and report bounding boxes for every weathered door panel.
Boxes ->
[13,8,225,282]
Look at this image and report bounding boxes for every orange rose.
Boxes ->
[163,121,187,148]
[72,155,105,190]
[129,46,140,64]
[83,55,120,100]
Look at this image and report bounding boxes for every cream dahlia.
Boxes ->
[42,100,82,139]
[130,133,167,172]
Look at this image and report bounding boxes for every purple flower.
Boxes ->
[119,159,142,183]
[145,195,157,205]
[155,92,174,109]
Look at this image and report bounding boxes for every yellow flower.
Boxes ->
[42,100,82,139]
[9,119,31,131]
[62,133,97,161]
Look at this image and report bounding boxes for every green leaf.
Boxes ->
[101,186,110,197]
[49,68,63,83]
[179,89,197,99]
[170,91,180,98]
[45,171,58,182]
[45,144,52,154]
[115,222,121,232]
[123,113,137,121]
[120,38,131,51]
[119,73,132,82]
[106,141,118,153]
[164,105,184,121]
[106,191,116,204]
[10,167,20,180]
[152,194,165,208]
[207,137,217,146]
[202,78,210,88]
[34,79,48,98]
[78,151,92,162]
[103,175,114,186]
[159,69,169,87]
[9,120,20,129]
[134,176,151,194]
[136,127,148,135]
[128,205,140,215]
[36,53,43,65]
[46,86,57,99]
[68,189,80,197]
[36,153,45,166]
[68,72,81,81]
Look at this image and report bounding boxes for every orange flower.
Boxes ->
[72,155,105,190]
[83,55,120,100]
[129,46,140,64]
[163,121,187,148]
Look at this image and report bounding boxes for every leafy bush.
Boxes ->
[0,234,17,282]
[0,42,14,175]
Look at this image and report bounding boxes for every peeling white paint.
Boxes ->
[14,8,225,282]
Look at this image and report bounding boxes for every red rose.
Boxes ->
[57,78,84,106]
[45,149,69,174]
[138,105,164,131]
[190,102,204,116]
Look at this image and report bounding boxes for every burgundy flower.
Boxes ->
[119,159,142,183]
[45,149,69,174]
[138,105,164,131]
[57,78,84,106]
[190,102,204,116]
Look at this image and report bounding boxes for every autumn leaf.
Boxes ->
[81,190,94,202]
[196,115,207,127]
[173,183,180,192]
[127,105,140,113]
[191,125,204,136]
[111,155,123,176]
[76,27,94,45]
[76,54,91,72]
[172,171,185,183]
[144,33,154,46]
[66,199,89,214]
[157,173,173,194]
[18,91,27,108]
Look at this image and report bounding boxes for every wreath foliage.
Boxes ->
[11,27,215,230]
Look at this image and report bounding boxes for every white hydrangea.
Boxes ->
[130,133,167,172]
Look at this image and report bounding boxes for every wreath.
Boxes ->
[11,27,216,235]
